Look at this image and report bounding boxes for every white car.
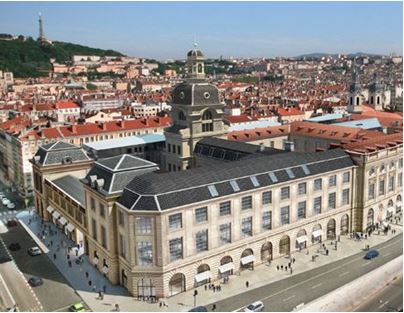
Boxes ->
[2,198,10,205]
[7,203,15,210]
[244,301,264,312]
[28,247,42,256]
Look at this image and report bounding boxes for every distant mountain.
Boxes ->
[296,52,386,59]
[0,35,124,77]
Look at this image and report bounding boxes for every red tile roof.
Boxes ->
[55,101,80,109]
[277,107,304,116]
[343,132,403,153]
[227,125,290,141]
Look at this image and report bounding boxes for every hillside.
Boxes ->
[0,36,124,77]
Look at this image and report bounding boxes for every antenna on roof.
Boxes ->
[193,33,198,48]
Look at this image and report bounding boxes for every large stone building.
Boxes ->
[31,48,403,300]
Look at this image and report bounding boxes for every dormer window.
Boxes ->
[202,110,213,132]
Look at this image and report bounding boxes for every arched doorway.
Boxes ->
[137,278,156,300]
[219,256,234,278]
[296,229,307,250]
[279,235,290,256]
[312,224,322,243]
[240,248,255,270]
[195,264,211,287]
[397,195,402,214]
[261,242,273,262]
[341,214,349,235]
[327,219,336,240]
[169,273,186,296]
[367,209,374,230]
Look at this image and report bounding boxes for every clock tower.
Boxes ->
[163,46,227,172]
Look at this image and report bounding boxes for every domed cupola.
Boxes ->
[172,82,221,106]
[186,43,206,80]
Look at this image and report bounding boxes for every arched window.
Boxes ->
[202,110,213,132]
[370,96,374,105]
[178,111,186,121]
[356,97,360,106]
[377,96,380,105]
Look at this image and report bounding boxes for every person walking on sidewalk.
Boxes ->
[114,304,120,312]
[245,281,249,288]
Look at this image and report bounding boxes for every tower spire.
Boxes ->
[38,12,45,42]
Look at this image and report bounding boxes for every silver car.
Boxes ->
[244,301,264,312]
[28,247,42,256]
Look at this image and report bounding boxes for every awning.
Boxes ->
[240,254,256,265]
[218,262,235,274]
[59,217,67,226]
[93,257,99,265]
[396,201,402,207]
[52,211,60,219]
[387,206,395,213]
[66,223,75,232]
[102,266,109,274]
[194,271,212,283]
[312,229,323,238]
[382,221,389,228]
[46,206,54,213]
[296,235,308,244]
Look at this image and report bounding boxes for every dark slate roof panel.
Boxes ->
[51,175,85,204]
[118,190,140,209]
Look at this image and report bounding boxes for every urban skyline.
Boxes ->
[0,1,402,59]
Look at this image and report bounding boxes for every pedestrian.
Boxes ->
[75,249,79,257]
[212,304,216,311]
[103,285,107,293]
[213,286,216,293]
[93,285,97,292]
[88,280,92,286]
[53,253,56,260]
[293,257,295,264]
[246,281,249,288]
[290,267,293,275]
[280,265,283,270]
[285,267,288,272]
[276,265,279,271]
[204,285,207,291]
[326,249,329,256]
[68,260,72,267]
[115,304,120,312]
[159,302,162,308]
[98,291,102,299]
[85,271,89,278]
[208,284,211,290]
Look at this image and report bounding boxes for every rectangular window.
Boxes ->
[298,182,307,195]
[399,158,403,169]
[342,188,350,205]
[314,196,322,214]
[195,207,208,224]
[219,223,231,245]
[329,175,337,187]
[118,211,124,227]
[241,196,253,210]
[280,187,290,200]
[101,225,107,249]
[196,230,208,252]
[328,192,336,209]
[280,206,290,225]
[137,241,153,266]
[250,176,260,187]
[169,238,183,261]
[388,175,395,192]
[262,211,272,230]
[379,179,385,196]
[136,217,152,234]
[92,218,97,240]
[262,191,272,205]
[219,201,231,216]
[241,216,253,238]
[314,178,322,191]
[297,201,306,219]
[368,182,375,200]
[119,234,126,258]
[99,203,106,218]
[398,173,403,187]
[90,197,96,211]
[168,213,182,230]
[208,185,219,197]
[343,172,350,183]
[230,180,240,192]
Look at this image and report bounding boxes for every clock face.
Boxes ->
[179,91,185,99]
[203,92,210,99]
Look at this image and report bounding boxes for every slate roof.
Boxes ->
[82,154,159,195]
[33,141,91,166]
[118,149,355,212]
[51,175,85,205]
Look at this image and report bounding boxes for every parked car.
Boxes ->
[244,301,265,312]
[2,198,10,205]
[364,250,379,260]
[7,203,15,210]
[6,220,18,227]
[8,243,21,251]
[69,302,86,312]
[28,247,42,256]
[28,277,43,287]
[189,306,208,312]
[0,194,5,200]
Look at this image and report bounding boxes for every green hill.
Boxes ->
[0,36,124,77]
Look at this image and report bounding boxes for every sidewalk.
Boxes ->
[17,210,403,312]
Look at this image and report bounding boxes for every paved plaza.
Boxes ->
[17,210,403,312]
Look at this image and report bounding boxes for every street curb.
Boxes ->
[18,218,49,254]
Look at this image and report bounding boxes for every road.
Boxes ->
[207,234,403,312]
[1,222,82,311]
[354,275,403,312]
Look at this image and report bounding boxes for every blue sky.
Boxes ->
[0,1,402,60]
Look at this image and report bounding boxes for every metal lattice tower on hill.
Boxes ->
[38,12,45,42]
